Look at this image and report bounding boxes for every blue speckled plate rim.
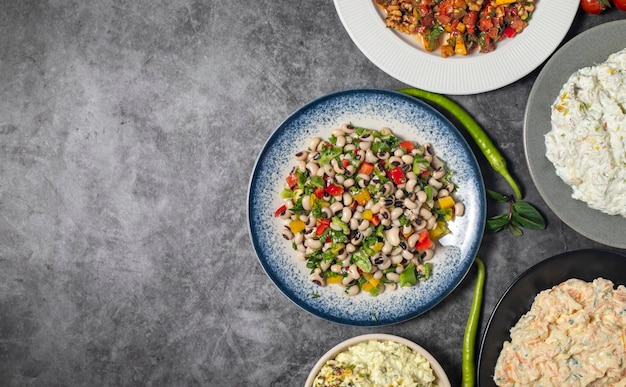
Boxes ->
[247,88,486,326]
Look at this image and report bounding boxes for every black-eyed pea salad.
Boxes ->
[274,124,465,297]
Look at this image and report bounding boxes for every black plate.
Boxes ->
[477,249,626,386]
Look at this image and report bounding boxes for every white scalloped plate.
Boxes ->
[333,0,579,95]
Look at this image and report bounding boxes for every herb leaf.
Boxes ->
[486,190,547,236]
[486,189,509,203]
[512,201,546,230]
[486,214,510,234]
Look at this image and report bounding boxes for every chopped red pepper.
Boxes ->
[503,26,516,38]
[416,229,433,250]
[370,214,381,226]
[325,183,344,196]
[388,166,406,185]
[342,159,350,168]
[313,187,325,199]
[399,141,414,153]
[358,162,375,176]
[274,204,287,218]
[285,173,298,189]
[315,223,329,236]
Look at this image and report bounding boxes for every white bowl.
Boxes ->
[305,333,451,387]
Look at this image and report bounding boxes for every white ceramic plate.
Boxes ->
[305,334,451,387]
[333,0,579,95]
[524,20,626,249]
[248,89,485,326]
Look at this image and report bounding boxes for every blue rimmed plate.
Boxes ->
[247,89,486,326]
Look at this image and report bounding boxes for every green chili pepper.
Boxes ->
[397,88,522,200]
[462,257,485,387]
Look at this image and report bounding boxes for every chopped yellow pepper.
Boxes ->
[429,221,449,240]
[437,195,455,210]
[362,273,381,292]
[289,219,306,233]
[372,241,384,252]
[353,189,371,205]
[361,209,373,221]
[327,275,343,285]
[455,34,467,55]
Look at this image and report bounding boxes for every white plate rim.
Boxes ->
[333,0,579,95]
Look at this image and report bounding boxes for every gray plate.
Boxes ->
[524,20,626,249]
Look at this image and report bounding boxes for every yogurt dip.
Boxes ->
[494,278,626,386]
[545,47,626,217]
[312,339,435,387]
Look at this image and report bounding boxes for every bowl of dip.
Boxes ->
[305,333,451,387]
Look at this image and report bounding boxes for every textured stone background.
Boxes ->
[1,1,625,385]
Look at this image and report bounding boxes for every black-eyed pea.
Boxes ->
[427,216,437,230]
[306,162,319,176]
[391,254,403,265]
[348,264,360,280]
[429,176,443,189]
[421,248,434,261]
[407,232,420,248]
[305,238,322,249]
[405,178,418,193]
[330,202,344,216]
[308,137,322,151]
[386,272,400,282]
[281,227,294,240]
[377,257,392,271]
[365,149,378,163]
[401,154,414,165]
[391,207,404,220]
[385,226,401,246]
[345,285,360,296]
[454,202,465,217]
[335,135,346,148]
[310,268,325,286]
[419,207,433,220]
[437,189,450,198]
[346,243,356,253]
[295,150,308,161]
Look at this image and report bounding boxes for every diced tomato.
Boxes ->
[436,14,452,25]
[342,159,350,168]
[478,16,493,32]
[285,173,298,189]
[274,204,287,218]
[503,26,516,38]
[399,141,414,153]
[325,183,344,196]
[416,229,433,250]
[387,166,406,185]
[313,187,325,199]
[370,214,381,227]
[358,162,375,176]
[463,11,478,34]
[315,223,329,236]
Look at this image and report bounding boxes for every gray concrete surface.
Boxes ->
[1,1,625,385]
